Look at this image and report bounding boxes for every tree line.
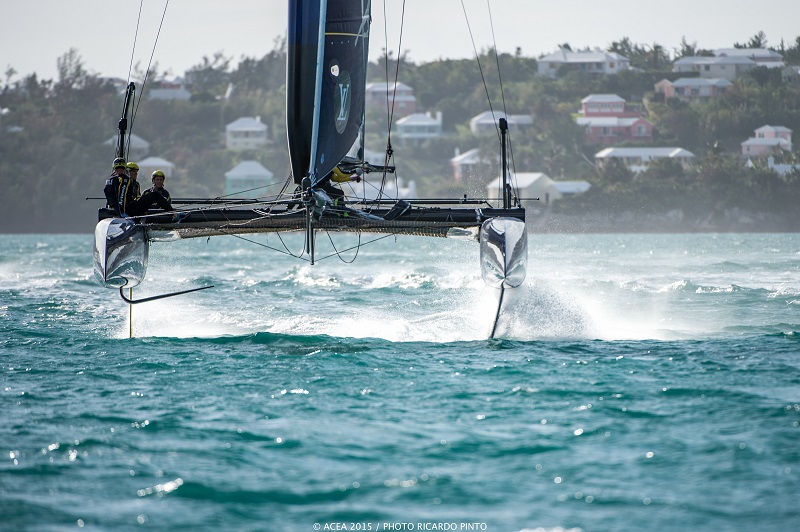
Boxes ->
[1,33,799,232]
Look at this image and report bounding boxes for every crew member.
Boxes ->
[103,157,131,217]
[126,161,141,200]
[126,170,175,216]
[316,165,362,203]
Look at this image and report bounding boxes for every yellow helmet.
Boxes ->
[152,170,165,179]
[112,157,126,169]
[126,162,139,171]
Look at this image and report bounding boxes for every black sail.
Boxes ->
[286,0,370,186]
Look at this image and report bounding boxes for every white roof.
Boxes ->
[755,125,792,134]
[581,94,625,104]
[225,160,274,178]
[741,138,790,147]
[553,181,591,194]
[470,111,533,125]
[137,156,175,168]
[671,77,732,87]
[595,147,694,158]
[366,81,413,92]
[715,48,783,60]
[486,172,549,189]
[396,112,440,126]
[226,117,267,131]
[104,133,149,149]
[540,47,628,64]
[675,56,755,66]
[576,116,645,127]
[450,148,481,165]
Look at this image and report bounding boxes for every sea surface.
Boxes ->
[2,231,799,531]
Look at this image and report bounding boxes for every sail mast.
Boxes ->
[307,0,328,185]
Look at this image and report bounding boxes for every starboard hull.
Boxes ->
[93,218,149,288]
[479,217,528,288]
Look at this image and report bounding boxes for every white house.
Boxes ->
[714,48,784,68]
[225,117,268,151]
[764,156,800,176]
[148,77,192,101]
[395,111,443,144]
[104,133,150,161]
[594,147,695,173]
[224,160,274,198]
[469,111,533,135]
[538,47,630,78]
[486,172,590,207]
[672,56,757,81]
[137,156,176,179]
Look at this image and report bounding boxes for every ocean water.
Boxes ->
[2,231,799,531]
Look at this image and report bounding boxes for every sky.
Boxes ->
[2,0,800,83]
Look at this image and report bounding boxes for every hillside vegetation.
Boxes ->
[1,33,799,232]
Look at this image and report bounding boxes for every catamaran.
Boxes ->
[94,0,528,334]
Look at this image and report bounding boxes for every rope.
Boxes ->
[128,0,171,148]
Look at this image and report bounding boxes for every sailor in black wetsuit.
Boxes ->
[126,170,175,216]
[316,165,362,203]
[103,157,132,217]
[126,161,141,201]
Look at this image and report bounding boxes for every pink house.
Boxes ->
[741,125,793,157]
[576,94,653,144]
[365,82,417,117]
[655,78,732,102]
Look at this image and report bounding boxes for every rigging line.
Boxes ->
[130,0,170,139]
[379,0,406,204]
[489,285,505,339]
[324,230,361,264]
[312,232,399,262]
[127,1,144,85]
[485,0,520,201]
[459,0,501,148]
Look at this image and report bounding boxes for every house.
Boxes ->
[538,47,630,78]
[576,94,653,144]
[469,111,533,135]
[225,117,268,151]
[655,78,732,103]
[137,156,176,179]
[148,77,192,101]
[594,147,695,173]
[104,133,150,161]
[672,56,757,81]
[580,94,641,117]
[365,81,416,116]
[485,172,590,207]
[765,156,800,176]
[395,111,443,144]
[576,116,654,144]
[450,148,483,183]
[225,160,274,198]
[741,125,793,157]
[714,48,784,68]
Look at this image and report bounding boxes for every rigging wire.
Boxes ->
[460,0,522,207]
[128,0,171,149]
[485,0,520,205]
[377,0,405,206]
